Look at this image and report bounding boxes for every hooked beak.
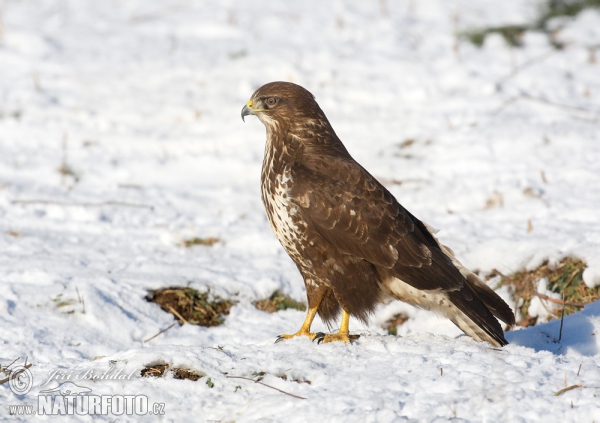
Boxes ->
[241,101,254,122]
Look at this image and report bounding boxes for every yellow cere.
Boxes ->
[247,100,253,108]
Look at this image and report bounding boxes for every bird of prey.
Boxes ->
[241,81,515,346]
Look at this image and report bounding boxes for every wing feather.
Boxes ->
[290,155,464,291]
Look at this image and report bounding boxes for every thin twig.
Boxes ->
[532,292,586,308]
[11,199,154,210]
[492,269,586,307]
[2,357,20,371]
[519,92,599,114]
[143,322,177,343]
[558,291,566,342]
[226,376,306,400]
[75,286,86,314]
[554,384,582,396]
[491,269,510,280]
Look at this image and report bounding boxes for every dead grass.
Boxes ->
[181,237,220,247]
[382,312,410,336]
[140,363,169,378]
[172,368,204,381]
[141,363,206,383]
[51,287,85,314]
[493,257,598,327]
[146,287,234,326]
[57,163,80,182]
[484,191,504,210]
[275,373,312,384]
[398,139,416,148]
[254,290,306,313]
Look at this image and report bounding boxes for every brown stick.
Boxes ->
[532,292,586,308]
[0,363,33,386]
[490,269,510,280]
[143,322,177,343]
[166,305,188,325]
[491,269,586,307]
[555,384,582,396]
[226,376,306,400]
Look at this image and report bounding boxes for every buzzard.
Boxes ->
[242,82,515,346]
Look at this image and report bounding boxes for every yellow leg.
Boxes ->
[313,310,360,344]
[275,305,320,343]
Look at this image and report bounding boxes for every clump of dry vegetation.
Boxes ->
[254,290,306,313]
[146,287,234,326]
[141,363,209,384]
[493,257,598,327]
[181,237,220,247]
[382,312,410,336]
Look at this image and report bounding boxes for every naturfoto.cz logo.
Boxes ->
[7,365,166,417]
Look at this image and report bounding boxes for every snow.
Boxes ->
[1,0,600,421]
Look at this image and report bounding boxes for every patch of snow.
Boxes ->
[1,0,600,421]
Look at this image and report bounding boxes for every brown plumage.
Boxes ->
[242,81,515,347]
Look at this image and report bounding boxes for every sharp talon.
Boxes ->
[311,332,359,344]
[313,332,325,343]
[275,336,284,344]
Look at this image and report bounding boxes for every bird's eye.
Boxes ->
[265,97,277,107]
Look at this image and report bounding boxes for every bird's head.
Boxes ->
[241,81,322,130]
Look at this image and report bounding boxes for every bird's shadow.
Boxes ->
[505,300,599,356]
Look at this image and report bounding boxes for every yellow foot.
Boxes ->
[313,332,360,344]
[275,330,317,343]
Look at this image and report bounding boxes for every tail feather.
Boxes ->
[467,273,515,326]
[422,222,515,341]
[381,222,515,347]
[382,274,512,347]
[447,283,509,347]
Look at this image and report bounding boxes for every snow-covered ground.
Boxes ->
[1,0,600,421]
